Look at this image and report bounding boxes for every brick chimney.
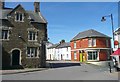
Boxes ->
[34,2,40,13]
[60,40,65,44]
[0,0,5,9]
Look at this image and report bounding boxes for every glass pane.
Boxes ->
[88,52,92,60]
[27,48,30,57]
[4,30,8,39]
[35,48,37,57]
[33,33,35,40]
[20,14,22,21]
[16,13,19,20]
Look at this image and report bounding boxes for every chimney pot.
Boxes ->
[34,2,40,13]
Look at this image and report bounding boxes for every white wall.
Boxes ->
[56,47,71,60]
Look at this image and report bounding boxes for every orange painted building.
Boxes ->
[70,29,112,62]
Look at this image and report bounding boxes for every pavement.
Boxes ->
[0,68,48,75]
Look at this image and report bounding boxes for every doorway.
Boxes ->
[12,49,20,66]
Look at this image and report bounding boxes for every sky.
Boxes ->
[5,2,118,47]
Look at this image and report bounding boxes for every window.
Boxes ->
[88,38,96,47]
[106,39,109,47]
[74,52,77,60]
[88,51,98,60]
[27,47,37,58]
[67,54,69,58]
[74,42,76,48]
[15,12,24,22]
[28,31,37,41]
[1,30,9,40]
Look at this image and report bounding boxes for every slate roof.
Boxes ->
[71,29,111,41]
[48,42,70,49]
[115,27,120,32]
[47,43,60,49]
[57,42,70,48]
[1,7,47,23]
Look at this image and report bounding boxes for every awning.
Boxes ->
[111,48,120,56]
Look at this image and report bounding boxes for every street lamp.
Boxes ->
[101,14,114,47]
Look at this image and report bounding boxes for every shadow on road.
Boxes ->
[47,62,81,68]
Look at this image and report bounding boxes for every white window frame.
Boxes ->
[1,30,9,40]
[74,42,76,48]
[74,52,77,60]
[28,31,37,41]
[15,12,24,22]
[88,38,96,47]
[27,47,38,58]
[106,39,109,47]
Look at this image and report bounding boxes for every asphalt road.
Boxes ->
[2,61,119,80]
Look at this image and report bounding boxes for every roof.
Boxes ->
[48,43,60,49]
[57,42,70,48]
[71,29,111,41]
[115,27,120,33]
[111,48,120,56]
[48,42,70,49]
[0,5,47,23]
[0,19,14,27]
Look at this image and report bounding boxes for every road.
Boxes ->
[2,61,119,80]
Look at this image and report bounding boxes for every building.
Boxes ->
[46,42,54,60]
[1,1,48,69]
[114,27,120,51]
[111,27,120,68]
[47,43,60,60]
[70,29,112,62]
[47,40,71,60]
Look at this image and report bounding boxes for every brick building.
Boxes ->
[0,1,48,69]
[70,29,112,62]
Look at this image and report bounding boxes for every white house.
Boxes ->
[47,43,60,60]
[47,40,71,61]
[46,42,54,60]
[56,42,71,60]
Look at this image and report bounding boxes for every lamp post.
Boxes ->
[101,14,114,47]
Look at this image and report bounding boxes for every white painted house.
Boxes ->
[46,42,54,60]
[56,42,71,60]
[47,40,71,61]
[47,43,60,60]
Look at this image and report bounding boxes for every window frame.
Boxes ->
[28,31,37,41]
[26,47,38,58]
[1,30,9,40]
[15,12,24,22]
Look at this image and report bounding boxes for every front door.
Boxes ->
[80,53,83,62]
[12,50,20,66]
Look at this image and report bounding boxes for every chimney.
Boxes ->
[0,0,5,9]
[60,40,65,44]
[34,2,40,13]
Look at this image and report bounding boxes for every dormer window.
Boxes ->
[15,12,24,22]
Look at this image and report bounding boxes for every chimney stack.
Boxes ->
[0,0,5,9]
[34,2,40,13]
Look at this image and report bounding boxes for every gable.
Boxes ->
[8,4,26,15]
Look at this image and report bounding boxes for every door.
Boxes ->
[80,53,83,62]
[12,50,20,66]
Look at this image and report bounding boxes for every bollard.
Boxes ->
[108,62,112,73]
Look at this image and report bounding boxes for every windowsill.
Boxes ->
[26,57,39,59]
[87,60,99,62]
[0,39,9,41]
[28,40,37,42]
[15,20,24,22]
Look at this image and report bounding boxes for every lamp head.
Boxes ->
[101,17,106,22]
